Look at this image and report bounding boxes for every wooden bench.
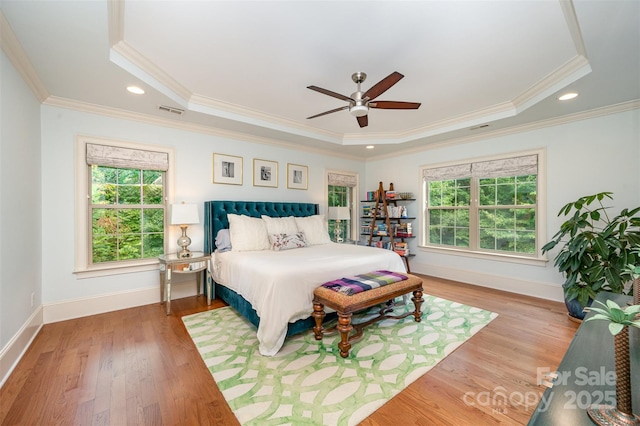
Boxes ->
[312,273,424,358]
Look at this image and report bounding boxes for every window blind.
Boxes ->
[423,154,537,181]
[86,143,169,171]
[328,172,357,187]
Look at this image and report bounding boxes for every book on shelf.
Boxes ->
[361,220,372,235]
[395,223,413,237]
[393,241,409,256]
[373,240,393,250]
[373,223,387,236]
[362,205,372,217]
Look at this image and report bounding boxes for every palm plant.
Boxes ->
[584,299,640,424]
[541,192,640,316]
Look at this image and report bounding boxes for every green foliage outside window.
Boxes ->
[91,166,165,263]
[328,184,351,241]
[428,174,537,255]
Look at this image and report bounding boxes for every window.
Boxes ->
[75,137,174,277]
[327,171,358,242]
[422,152,543,259]
[90,166,165,263]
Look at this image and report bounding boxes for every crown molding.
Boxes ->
[107,0,125,48]
[0,11,49,102]
[42,96,363,161]
[365,99,640,161]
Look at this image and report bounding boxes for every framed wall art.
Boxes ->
[253,159,278,187]
[212,153,243,185]
[287,163,308,190]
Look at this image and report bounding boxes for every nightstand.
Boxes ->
[158,251,212,315]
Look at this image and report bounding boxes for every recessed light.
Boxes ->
[366,145,375,150]
[127,86,145,95]
[558,92,578,101]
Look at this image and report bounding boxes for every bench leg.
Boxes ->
[412,289,424,322]
[337,312,353,358]
[312,301,325,340]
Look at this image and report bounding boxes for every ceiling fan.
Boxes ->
[306,71,421,128]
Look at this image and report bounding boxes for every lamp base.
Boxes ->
[177,225,192,258]
[334,222,343,243]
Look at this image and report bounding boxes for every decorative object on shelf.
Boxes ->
[328,206,350,243]
[170,202,200,258]
[212,153,243,185]
[584,299,640,425]
[541,192,640,320]
[287,163,308,190]
[253,158,278,188]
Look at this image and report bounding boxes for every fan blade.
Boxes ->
[362,71,404,101]
[307,86,354,102]
[370,101,421,109]
[357,115,368,128]
[307,105,349,119]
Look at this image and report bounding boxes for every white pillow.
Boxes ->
[261,215,299,235]
[295,215,332,245]
[227,214,271,251]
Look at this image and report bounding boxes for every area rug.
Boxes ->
[182,295,497,426]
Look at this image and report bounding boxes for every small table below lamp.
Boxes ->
[328,206,350,243]
[170,202,199,258]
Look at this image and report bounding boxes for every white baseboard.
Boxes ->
[43,281,200,323]
[410,261,564,303]
[0,306,43,388]
[1,282,199,388]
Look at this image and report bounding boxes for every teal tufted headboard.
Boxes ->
[204,201,319,254]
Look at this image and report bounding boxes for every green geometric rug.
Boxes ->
[182,295,497,426]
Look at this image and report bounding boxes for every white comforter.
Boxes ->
[211,243,406,356]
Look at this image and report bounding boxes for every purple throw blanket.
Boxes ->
[322,270,408,296]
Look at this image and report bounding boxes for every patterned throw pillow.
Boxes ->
[270,232,308,251]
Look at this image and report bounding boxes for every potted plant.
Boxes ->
[622,247,640,306]
[584,299,640,424]
[541,192,640,320]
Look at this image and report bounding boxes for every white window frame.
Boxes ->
[325,169,359,242]
[74,135,175,278]
[419,148,547,266]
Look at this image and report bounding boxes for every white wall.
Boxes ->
[0,51,43,382]
[39,106,365,318]
[364,109,640,302]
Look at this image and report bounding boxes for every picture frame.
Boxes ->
[212,153,243,185]
[287,163,308,190]
[253,159,278,187]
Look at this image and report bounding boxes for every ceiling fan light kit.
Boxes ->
[350,104,368,117]
[307,71,421,128]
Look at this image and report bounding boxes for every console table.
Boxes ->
[528,292,639,424]
[158,252,211,315]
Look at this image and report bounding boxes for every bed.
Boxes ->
[204,200,407,356]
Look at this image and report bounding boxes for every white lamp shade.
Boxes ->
[328,206,351,221]
[170,203,199,225]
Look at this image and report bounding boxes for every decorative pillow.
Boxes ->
[269,232,308,251]
[227,214,271,251]
[215,229,232,252]
[261,215,299,235]
[294,215,332,245]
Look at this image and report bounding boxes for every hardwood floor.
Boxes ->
[0,275,577,425]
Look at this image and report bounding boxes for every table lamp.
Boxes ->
[170,202,199,258]
[328,206,350,243]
